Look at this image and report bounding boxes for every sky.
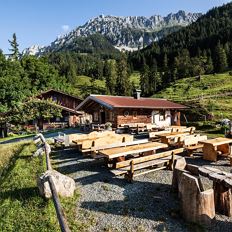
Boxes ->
[0,0,231,53]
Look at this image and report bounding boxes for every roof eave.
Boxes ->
[113,106,188,109]
[76,95,114,110]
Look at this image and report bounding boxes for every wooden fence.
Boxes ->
[34,133,71,232]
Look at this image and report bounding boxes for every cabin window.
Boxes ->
[124,111,129,117]
[93,112,99,121]
[109,112,114,121]
[159,110,166,121]
[56,117,61,122]
[133,111,137,118]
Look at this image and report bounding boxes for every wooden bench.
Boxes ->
[110,148,184,181]
[159,132,190,146]
[183,135,207,156]
[78,134,134,154]
[120,123,147,134]
[171,126,196,134]
[90,139,149,158]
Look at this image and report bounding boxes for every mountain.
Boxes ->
[144,2,232,55]
[129,2,232,89]
[22,10,201,56]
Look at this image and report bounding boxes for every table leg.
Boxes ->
[203,144,217,161]
[217,144,230,156]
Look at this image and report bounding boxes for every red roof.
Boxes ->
[77,95,188,110]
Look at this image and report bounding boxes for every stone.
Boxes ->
[37,170,75,198]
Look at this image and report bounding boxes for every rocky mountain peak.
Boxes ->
[23,10,202,56]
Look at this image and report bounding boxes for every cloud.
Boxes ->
[61,25,70,33]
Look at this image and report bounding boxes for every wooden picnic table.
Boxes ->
[72,137,96,145]
[157,132,190,145]
[98,142,168,159]
[199,137,232,161]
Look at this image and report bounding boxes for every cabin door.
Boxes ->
[151,110,159,124]
[171,111,181,126]
[100,111,106,124]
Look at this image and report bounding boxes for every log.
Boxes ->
[213,183,232,217]
[198,166,219,178]
[223,177,232,188]
[179,173,215,226]
[172,168,189,192]
[186,164,199,176]
[171,157,187,191]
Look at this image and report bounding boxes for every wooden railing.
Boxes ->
[34,133,71,232]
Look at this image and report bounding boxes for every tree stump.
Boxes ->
[172,157,187,191]
[213,182,232,217]
[179,173,215,226]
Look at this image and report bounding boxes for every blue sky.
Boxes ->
[0,0,231,53]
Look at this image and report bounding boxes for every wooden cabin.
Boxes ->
[76,91,188,128]
[35,89,84,129]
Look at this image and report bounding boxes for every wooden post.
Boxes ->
[168,153,175,170]
[125,160,134,182]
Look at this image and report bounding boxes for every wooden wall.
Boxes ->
[38,91,82,110]
[83,100,182,128]
[115,108,152,126]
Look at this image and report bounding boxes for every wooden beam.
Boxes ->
[99,142,168,159]
[115,148,184,169]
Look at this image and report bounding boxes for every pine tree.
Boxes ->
[105,59,117,95]
[8,33,19,61]
[149,58,161,94]
[140,64,150,96]
[214,42,228,72]
[116,54,131,96]
[163,53,168,70]
[205,55,214,74]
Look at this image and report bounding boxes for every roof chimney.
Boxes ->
[134,89,141,99]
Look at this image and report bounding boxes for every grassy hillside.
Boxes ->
[71,73,141,98]
[154,72,232,119]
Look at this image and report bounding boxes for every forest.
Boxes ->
[0,33,133,129]
[1,2,232,129]
[128,2,232,95]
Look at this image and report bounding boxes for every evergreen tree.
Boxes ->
[163,53,168,70]
[116,54,131,96]
[214,42,228,72]
[105,59,117,95]
[178,49,191,78]
[149,58,161,94]
[8,33,19,61]
[140,64,150,96]
[205,55,214,74]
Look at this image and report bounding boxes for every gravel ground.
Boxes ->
[51,148,232,232]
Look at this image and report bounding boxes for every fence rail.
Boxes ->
[34,134,71,232]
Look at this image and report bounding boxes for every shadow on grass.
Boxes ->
[0,143,30,183]
[0,186,40,201]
